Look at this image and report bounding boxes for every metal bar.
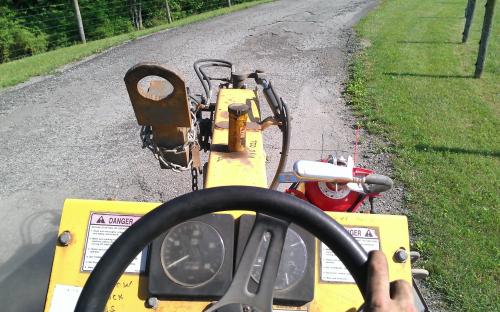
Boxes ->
[72,0,86,43]
[474,0,496,78]
[165,0,172,23]
[462,0,476,43]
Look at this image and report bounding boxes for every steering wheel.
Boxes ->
[75,186,369,312]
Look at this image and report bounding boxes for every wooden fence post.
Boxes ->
[462,0,476,43]
[72,0,86,43]
[475,0,496,78]
[165,0,173,23]
[138,1,143,29]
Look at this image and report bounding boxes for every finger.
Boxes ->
[390,279,414,308]
[366,250,390,306]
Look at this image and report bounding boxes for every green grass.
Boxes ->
[347,0,499,311]
[0,0,272,90]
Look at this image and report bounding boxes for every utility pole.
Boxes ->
[475,0,496,78]
[228,0,232,7]
[462,0,476,43]
[72,0,86,43]
[165,0,172,23]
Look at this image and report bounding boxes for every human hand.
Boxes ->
[365,250,416,312]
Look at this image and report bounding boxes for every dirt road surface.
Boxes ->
[0,0,408,310]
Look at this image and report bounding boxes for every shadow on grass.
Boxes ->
[432,1,464,3]
[415,144,500,158]
[397,40,461,45]
[418,16,463,19]
[384,72,473,79]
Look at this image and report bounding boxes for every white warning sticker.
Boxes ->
[320,226,380,283]
[273,307,308,312]
[49,284,83,312]
[82,212,147,273]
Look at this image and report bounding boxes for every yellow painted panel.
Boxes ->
[43,199,159,312]
[204,88,267,188]
[311,212,411,312]
[44,199,411,312]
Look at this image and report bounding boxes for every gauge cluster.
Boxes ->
[147,214,315,305]
[236,214,315,306]
[148,214,234,300]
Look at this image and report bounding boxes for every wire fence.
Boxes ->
[0,0,255,63]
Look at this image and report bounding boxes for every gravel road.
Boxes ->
[0,0,416,310]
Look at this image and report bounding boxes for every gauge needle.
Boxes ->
[285,272,289,285]
[167,255,190,269]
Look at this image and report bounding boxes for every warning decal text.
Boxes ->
[82,212,147,273]
[320,226,380,283]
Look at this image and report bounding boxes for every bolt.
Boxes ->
[242,305,252,312]
[58,231,72,246]
[146,297,158,309]
[394,248,408,263]
[412,268,429,281]
[410,251,421,263]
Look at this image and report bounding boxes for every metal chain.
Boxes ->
[191,166,199,191]
[140,112,198,173]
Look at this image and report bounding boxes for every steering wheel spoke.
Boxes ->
[206,214,289,312]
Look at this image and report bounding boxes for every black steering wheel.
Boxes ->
[75,186,369,311]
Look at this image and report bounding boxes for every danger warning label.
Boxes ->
[82,213,147,273]
[91,213,139,226]
[320,226,380,283]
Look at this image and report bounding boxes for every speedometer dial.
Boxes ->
[161,221,225,287]
[250,228,307,291]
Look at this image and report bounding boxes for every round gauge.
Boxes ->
[319,181,351,199]
[161,221,225,287]
[250,228,307,291]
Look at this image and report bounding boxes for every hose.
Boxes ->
[193,59,234,103]
[270,98,290,190]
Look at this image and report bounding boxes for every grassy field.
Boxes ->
[0,0,271,90]
[347,0,499,310]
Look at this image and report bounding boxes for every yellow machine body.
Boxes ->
[204,88,267,188]
[44,88,411,312]
[44,201,411,312]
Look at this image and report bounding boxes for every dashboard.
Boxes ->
[43,199,413,312]
[148,214,315,306]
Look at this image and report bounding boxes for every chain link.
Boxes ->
[140,112,198,173]
[191,166,199,191]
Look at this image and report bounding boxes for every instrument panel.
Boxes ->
[161,221,225,287]
[148,214,315,305]
[237,214,315,306]
[148,214,234,300]
[250,228,307,290]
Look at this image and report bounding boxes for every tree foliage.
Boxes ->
[0,0,252,63]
